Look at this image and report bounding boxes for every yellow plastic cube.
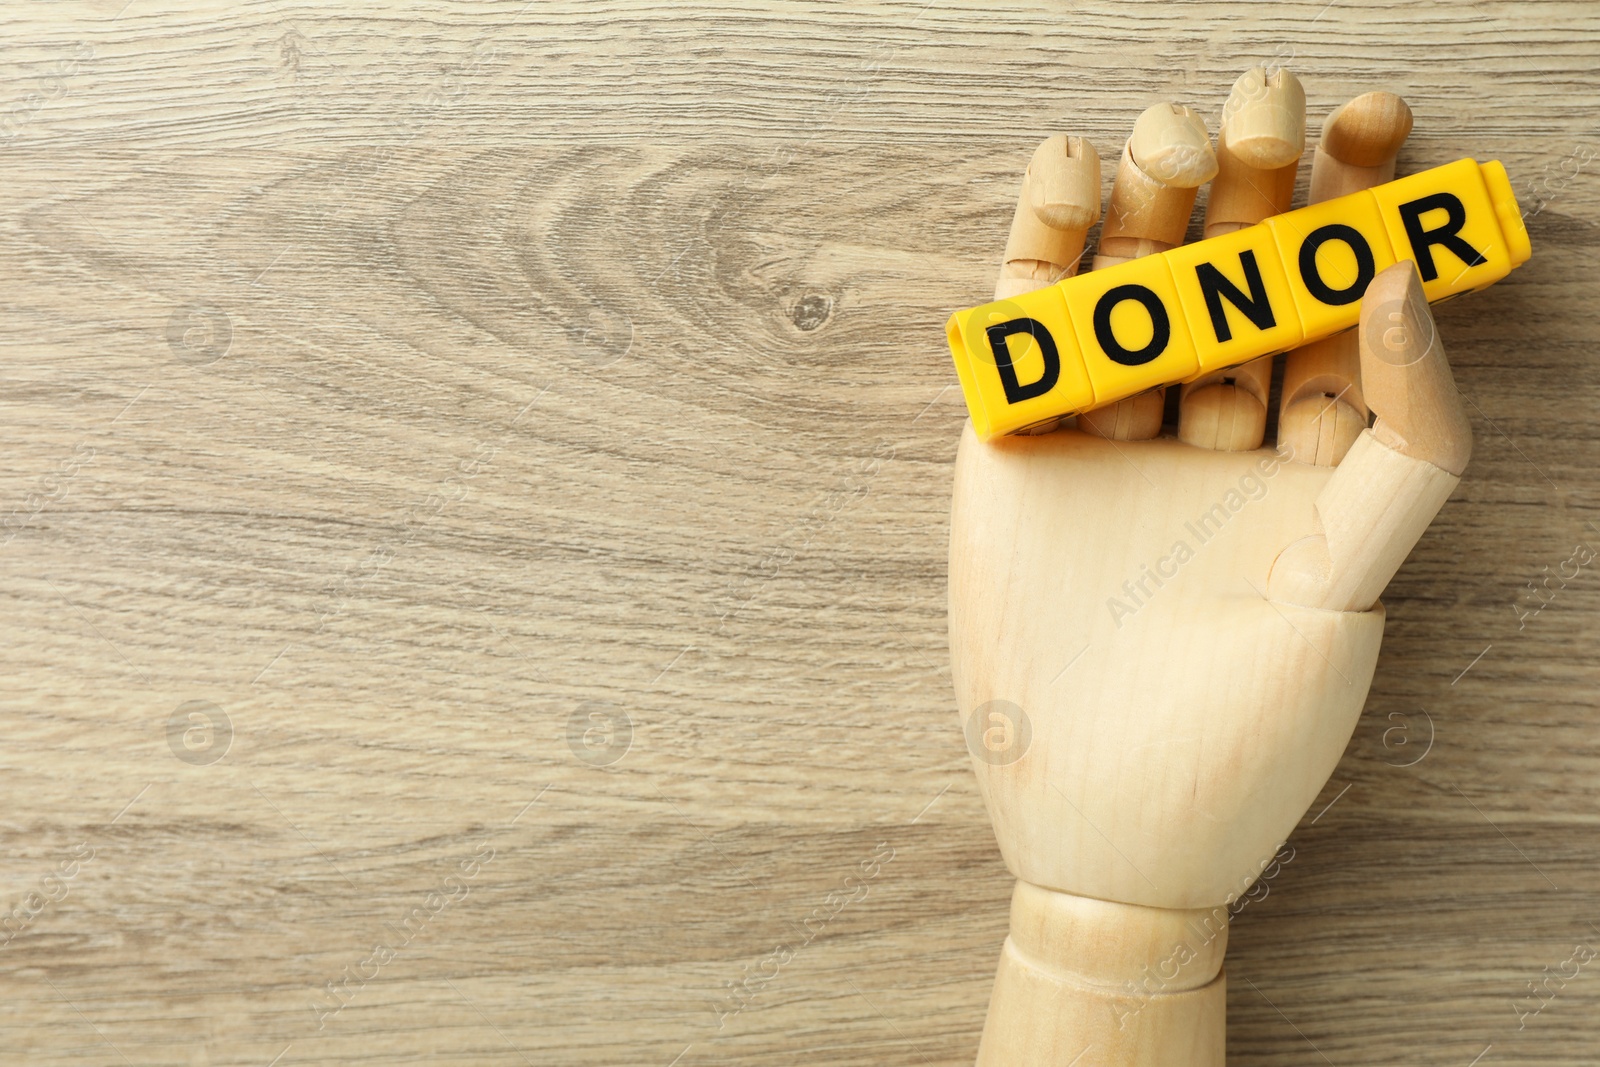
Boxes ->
[1166,221,1305,376]
[1266,190,1396,343]
[945,283,1096,440]
[1372,157,1516,302]
[1061,255,1198,405]
[1479,159,1533,271]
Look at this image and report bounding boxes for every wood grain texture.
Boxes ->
[1,1,1597,1063]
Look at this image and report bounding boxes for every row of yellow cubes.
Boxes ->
[946,158,1531,440]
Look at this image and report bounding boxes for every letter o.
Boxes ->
[1093,284,1171,366]
[1298,223,1375,306]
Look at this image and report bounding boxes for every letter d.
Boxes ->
[986,318,1060,404]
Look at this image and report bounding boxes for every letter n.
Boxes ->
[1195,250,1275,342]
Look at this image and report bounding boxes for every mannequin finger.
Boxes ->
[1082,103,1217,441]
[1095,103,1217,266]
[1309,91,1413,201]
[1077,391,1167,440]
[1179,66,1306,452]
[992,135,1103,433]
[1275,333,1369,465]
[996,135,1103,301]
[1278,92,1413,465]
[1203,66,1306,236]
[1266,262,1470,611]
[1363,266,1471,475]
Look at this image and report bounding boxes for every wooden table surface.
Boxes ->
[3,2,1598,1063]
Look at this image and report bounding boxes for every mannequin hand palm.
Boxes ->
[951,428,1381,908]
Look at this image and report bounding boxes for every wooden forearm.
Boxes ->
[976,882,1227,1066]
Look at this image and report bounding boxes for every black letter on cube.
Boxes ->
[1299,224,1375,306]
[1398,192,1488,282]
[1196,250,1276,343]
[986,318,1061,404]
[1093,284,1171,366]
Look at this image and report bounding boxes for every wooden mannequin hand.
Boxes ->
[949,71,1472,1066]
